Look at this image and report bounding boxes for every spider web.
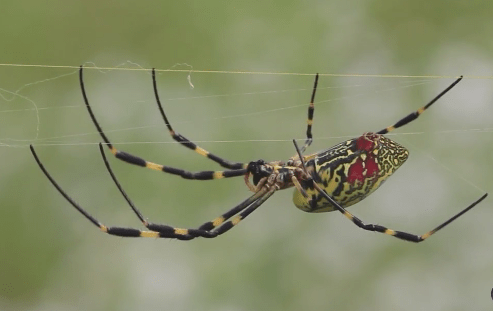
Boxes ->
[0,61,490,195]
[1,61,490,146]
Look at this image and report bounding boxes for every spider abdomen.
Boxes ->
[293,132,409,213]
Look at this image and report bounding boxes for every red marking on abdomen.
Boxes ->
[348,132,380,186]
[347,154,379,186]
[356,132,378,151]
[365,155,379,177]
[348,158,365,184]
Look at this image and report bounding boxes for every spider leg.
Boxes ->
[377,76,463,135]
[300,73,319,154]
[312,182,487,242]
[79,67,245,180]
[152,69,245,170]
[291,175,309,198]
[144,186,274,240]
[207,186,276,236]
[99,141,266,232]
[31,144,274,241]
[80,67,246,177]
[119,186,274,240]
[197,189,267,231]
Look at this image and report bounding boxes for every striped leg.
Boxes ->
[300,73,319,153]
[197,190,267,231]
[312,182,487,242]
[132,187,275,240]
[207,187,276,236]
[151,69,245,170]
[79,67,246,180]
[376,76,463,135]
[31,144,274,240]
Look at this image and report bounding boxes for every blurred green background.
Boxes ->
[1,1,493,310]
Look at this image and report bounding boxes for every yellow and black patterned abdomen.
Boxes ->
[293,132,409,212]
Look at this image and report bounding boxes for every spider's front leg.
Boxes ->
[79,66,247,181]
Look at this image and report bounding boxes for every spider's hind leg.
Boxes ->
[377,76,463,135]
[312,182,487,243]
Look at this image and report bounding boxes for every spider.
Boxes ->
[30,67,487,242]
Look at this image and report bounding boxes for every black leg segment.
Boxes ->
[377,76,463,135]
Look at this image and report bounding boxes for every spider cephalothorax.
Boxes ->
[31,67,487,243]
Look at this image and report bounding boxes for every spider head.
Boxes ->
[247,160,272,185]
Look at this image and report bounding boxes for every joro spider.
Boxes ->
[30,67,488,242]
